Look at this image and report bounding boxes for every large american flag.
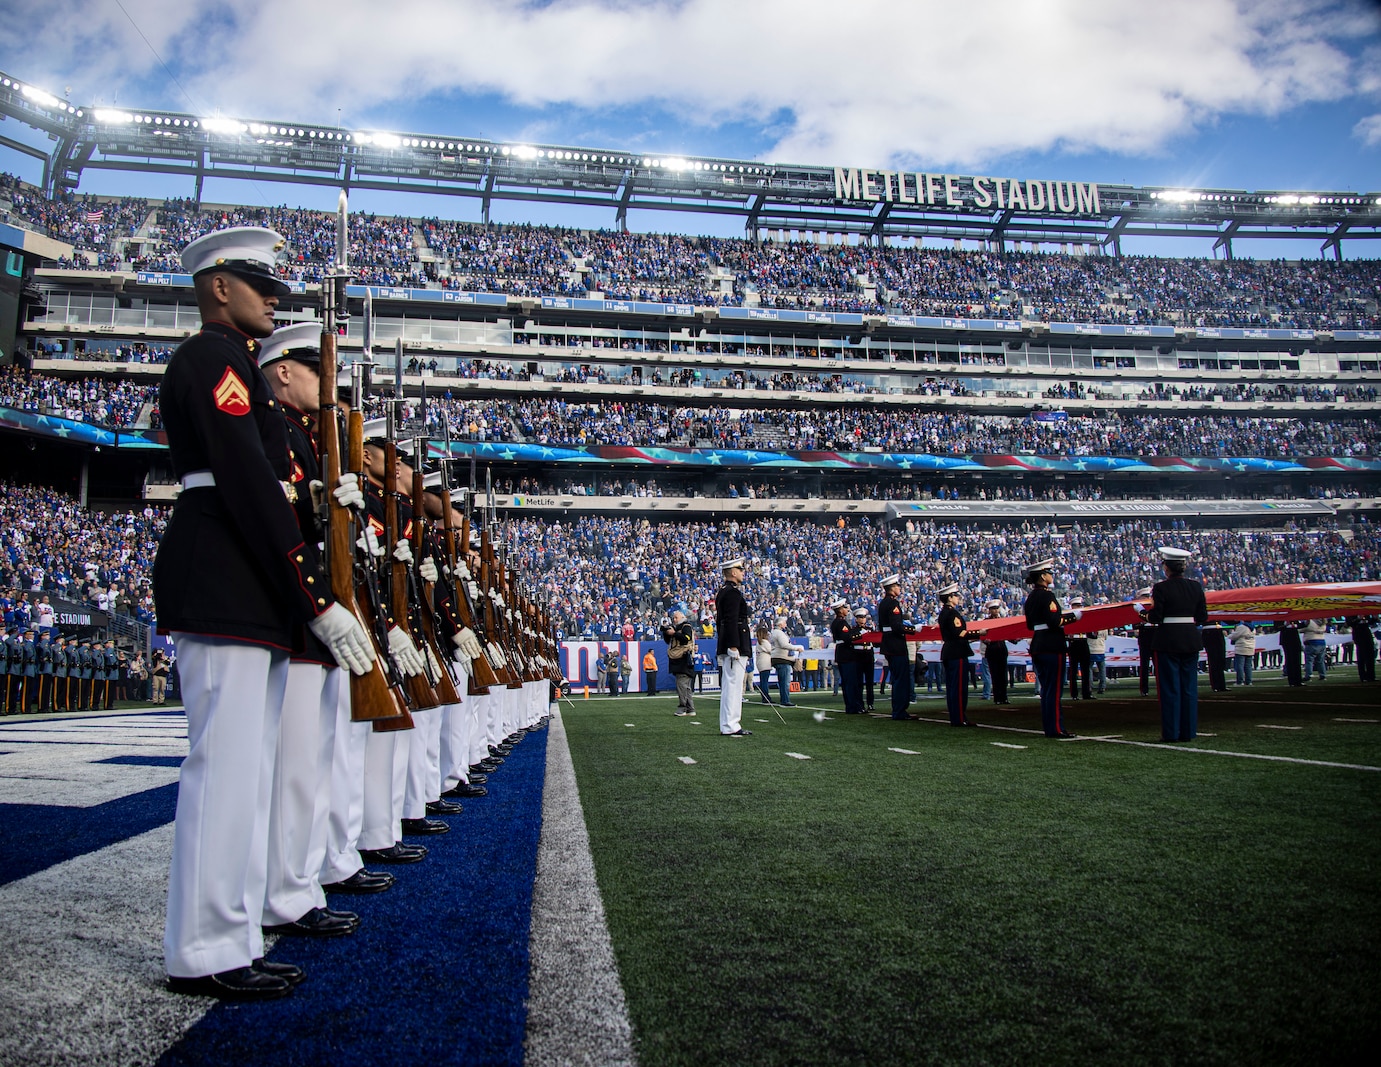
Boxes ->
[85,208,104,224]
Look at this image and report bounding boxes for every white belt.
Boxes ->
[1031,624,1049,631]
[180,469,297,503]
[1162,616,1196,624]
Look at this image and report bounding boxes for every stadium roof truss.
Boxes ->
[2,70,1379,258]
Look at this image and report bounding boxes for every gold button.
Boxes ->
[317,598,326,607]
[306,577,314,584]
[268,400,276,407]
[296,555,303,563]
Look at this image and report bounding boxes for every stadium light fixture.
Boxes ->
[20,83,60,109]
[94,109,134,124]
[512,145,537,160]
[201,117,247,135]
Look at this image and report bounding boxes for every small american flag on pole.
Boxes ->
[85,208,104,224]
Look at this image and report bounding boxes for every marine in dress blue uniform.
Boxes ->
[877,575,915,719]
[1023,558,1075,739]
[156,227,374,1002]
[981,599,1010,705]
[829,599,863,714]
[715,558,752,735]
[1144,546,1207,742]
[936,583,973,726]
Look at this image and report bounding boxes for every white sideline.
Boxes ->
[525,708,637,1067]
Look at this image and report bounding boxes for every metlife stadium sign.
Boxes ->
[834,169,1101,215]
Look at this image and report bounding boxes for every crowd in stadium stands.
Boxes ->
[507,515,1379,638]
[381,393,1381,457]
[0,481,166,624]
[30,340,176,364]
[0,368,159,427]
[493,473,1375,503]
[134,200,420,286]
[0,175,148,268]
[5,175,1377,329]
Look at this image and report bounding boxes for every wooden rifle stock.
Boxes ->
[384,438,441,711]
[411,467,461,705]
[319,328,405,723]
[479,528,524,688]
[444,493,499,694]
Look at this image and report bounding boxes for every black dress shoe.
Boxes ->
[465,772,489,784]
[426,799,463,816]
[263,906,356,938]
[322,907,360,926]
[401,817,450,836]
[442,782,488,798]
[892,713,917,720]
[474,757,503,770]
[168,966,291,1001]
[490,744,513,757]
[1055,731,1078,739]
[360,843,427,865]
[252,958,305,986]
[723,728,753,736]
[322,869,395,893]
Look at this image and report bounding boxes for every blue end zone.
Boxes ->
[158,725,549,1067]
[0,782,179,888]
[98,755,184,768]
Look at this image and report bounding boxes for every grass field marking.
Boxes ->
[1243,701,1379,709]
[755,719,771,723]
[689,721,703,726]
[1334,718,1379,723]
[990,742,1028,750]
[1089,736,1381,772]
[1257,725,1304,730]
[887,747,920,755]
[1198,732,1217,736]
[677,756,697,765]
[624,723,636,727]
[784,752,812,760]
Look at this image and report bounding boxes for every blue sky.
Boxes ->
[1,0,1378,258]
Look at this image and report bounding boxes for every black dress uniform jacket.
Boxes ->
[829,616,856,666]
[878,594,908,657]
[938,605,973,660]
[1024,588,1067,655]
[154,322,333,649]
[1148,575,1207,654]
[282,403,335,667]
[715,584,751,657]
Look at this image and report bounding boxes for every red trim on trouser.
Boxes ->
[1053,654,1065,733]
[1154,652,1167,737]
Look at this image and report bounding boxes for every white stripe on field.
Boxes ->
[526,707,637,1067]
[784,752,812,760]
[990,742,1027,750]
[1334,718,1378,723]
[677,756,697,765]
[887,748,920,755]
[1257,725,1303,730]
[1089,736,1381,773]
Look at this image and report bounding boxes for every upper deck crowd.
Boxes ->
[4,175,1378,330]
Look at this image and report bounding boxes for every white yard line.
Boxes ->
[1088,736,1381,773]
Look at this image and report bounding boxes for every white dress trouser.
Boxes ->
[470,692,493,768]
[263,661,337,925]
[718,653,746,734]
[359,728,397,852]
[165,635,289,977]
[320,681,369,884]
[440,695,468,790]
[404,706,441,819]
[390,723,409,836]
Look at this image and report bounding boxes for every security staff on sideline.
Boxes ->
[981,599,1010,705]
[155,227,375,1002]
[829,598,863,714]
[937,583,974,726]
[1023,558,1075,739]
[877,574,915,720]
[1142,546,1208,742]
[715,557,752,736]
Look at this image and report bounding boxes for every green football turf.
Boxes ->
[563,675,1381,1067]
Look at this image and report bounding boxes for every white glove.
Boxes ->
[308,479,325,512]
[308,603,377,676]
[488,643,509,669]
[393,539,414,564]
[456,563,473,582]
[419,557,439,583]
[467,581,481,602]
[1068,608,1084,621]
[453,626,484,660]
[424,641,444,682]
[386,625,426,677]
[333,473,365,510]
[357,526,384,558]
[1133,602,1148,616]
[728,648,741,661]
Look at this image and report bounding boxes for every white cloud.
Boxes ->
[1,0,1376,168]
[1354,113,1381,145]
